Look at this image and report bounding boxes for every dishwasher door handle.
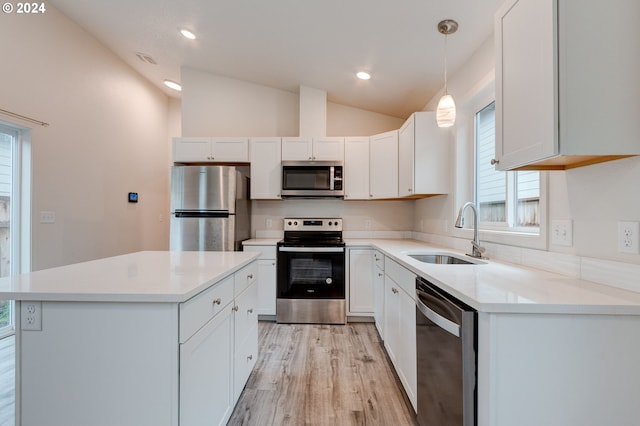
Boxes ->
[416,290,461,337]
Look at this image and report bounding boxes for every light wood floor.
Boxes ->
[229,321,417,426]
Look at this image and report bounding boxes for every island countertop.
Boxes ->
[0,250,260,303]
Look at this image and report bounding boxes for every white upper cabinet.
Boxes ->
[370,130,398,199]
[281,137,344,161]
[344,137,370,200]
[398,112,449,197]
[249,138,281,199]
[174,137,249,163]
[495,0,640,171]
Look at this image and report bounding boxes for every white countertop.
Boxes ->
[0,251,259,303]
[246,237,640,315]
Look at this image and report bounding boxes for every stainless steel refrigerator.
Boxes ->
[170,165,251,251]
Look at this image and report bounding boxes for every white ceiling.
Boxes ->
[49,0,503,119]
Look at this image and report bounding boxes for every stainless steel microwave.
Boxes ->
[281,161,344,198]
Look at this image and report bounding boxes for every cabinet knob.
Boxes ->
[308,156,312,160]
[378,272,383,277]
[247,354,253,361]
[271,262,275,266]
[213,298,222,305]
[408,188,412,192]
[491,158,499,165]
[392,287,399,294]
[247,274,254,280]
[247,308,254,314]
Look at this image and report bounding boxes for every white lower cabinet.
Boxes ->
[180,303,234,426]
[242,244,277,316]
[383,258,417,412]
[348,248,374,315]
[179,262,259,425]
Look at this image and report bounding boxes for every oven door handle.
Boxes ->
[278,246,345,253]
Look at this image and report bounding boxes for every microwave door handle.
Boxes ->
[330,166,335,190]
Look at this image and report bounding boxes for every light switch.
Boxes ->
[40,211,56,224]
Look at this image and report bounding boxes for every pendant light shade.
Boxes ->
[436,93,456,127]
[436,19,458,128]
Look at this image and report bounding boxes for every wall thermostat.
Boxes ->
[128,192,138,203]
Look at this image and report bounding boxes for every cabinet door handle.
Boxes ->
[247,354,253,361]
[491,158,499,165]
[247,308,254,314]
[247,274,254,279]
[232,305,239,312]
[378,272,383,277]
[212,298,222,305]
[392,287,399,294]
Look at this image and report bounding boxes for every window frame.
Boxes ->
[0,121,32,338]
[453,79,547,250]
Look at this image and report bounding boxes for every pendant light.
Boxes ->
[436,19,458,128]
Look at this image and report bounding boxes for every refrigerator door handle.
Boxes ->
[173,210,230,218]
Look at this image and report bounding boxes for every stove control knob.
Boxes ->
[327,222,332,226]
[287,221,292,226]
[294,221,298,226]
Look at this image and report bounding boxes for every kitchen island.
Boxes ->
[0,250,260,426]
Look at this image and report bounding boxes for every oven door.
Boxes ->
[277,246,345,299]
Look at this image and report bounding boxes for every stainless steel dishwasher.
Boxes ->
[416,276,477,426]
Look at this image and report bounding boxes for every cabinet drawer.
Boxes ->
[180,275,235,343]
[243,245,276,259]
[234,282,258,341]
[235,261,258,296]
[384,258,416,299]
[233,323,258,401]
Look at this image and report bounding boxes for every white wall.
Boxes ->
[1,5,172,270]
[181,68,299,137]
[327,102,404,136]
[415,33,640,266]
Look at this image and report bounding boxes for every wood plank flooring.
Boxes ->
[229,322,417,426]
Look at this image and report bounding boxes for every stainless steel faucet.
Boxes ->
[455,202,486,258]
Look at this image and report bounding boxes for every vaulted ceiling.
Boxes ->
[49,0,503,118]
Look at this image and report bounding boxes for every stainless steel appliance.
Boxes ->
[276,218,345,324]
[170,165,251,251]
[281,161,344,198]
[416,276,477,426]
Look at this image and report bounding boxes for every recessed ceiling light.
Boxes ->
[356,71,371,80]
[180,29,196,40]
[163,80,182,91]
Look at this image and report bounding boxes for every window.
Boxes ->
[0,122,31,337]
[475,102,540,233]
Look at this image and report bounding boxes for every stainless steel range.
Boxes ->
[276,218,346,324]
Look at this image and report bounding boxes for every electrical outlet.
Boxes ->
[266,219,273,229]
[618,221,639,254]
[551,219,573,247]
[21,302,42,331]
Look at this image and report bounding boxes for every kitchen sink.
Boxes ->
[406,252,485,265]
